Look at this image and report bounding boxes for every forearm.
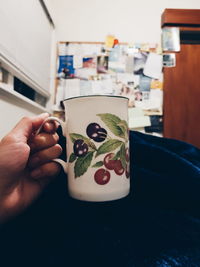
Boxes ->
[0,188,23,224]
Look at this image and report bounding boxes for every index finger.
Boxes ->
[42,121,59,134]
[9,113,49,143]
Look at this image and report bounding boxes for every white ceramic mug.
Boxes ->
[38,95,130,202]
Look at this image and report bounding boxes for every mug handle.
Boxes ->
[35,116,68,174]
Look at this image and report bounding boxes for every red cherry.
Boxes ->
[114,160,125,175]
[103,153,116,170]
[94,168,111,185]
[125,163,130,178]
[125,148,130,162]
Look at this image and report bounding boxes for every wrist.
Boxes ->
[0,194,19,224]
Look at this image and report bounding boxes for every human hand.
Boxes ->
[0,113,62,223]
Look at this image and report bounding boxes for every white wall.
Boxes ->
[46,0,200,44]
[0,0,53,94]
[0,1,53,140]
[0,93,47,138]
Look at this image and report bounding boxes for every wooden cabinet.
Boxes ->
[162,9,200,148]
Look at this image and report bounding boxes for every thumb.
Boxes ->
[11,113,49,143]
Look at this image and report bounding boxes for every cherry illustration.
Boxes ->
[125,148,130,162]
[103,153,116,170]
[114,160,125,175]
[93,127,107,142]
[94,168,110,185]
[125,163,130,178]
[73,139,88,157]
[86,123,101,138]
[86,123,107,142]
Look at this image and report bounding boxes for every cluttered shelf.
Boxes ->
[53,37,163,135]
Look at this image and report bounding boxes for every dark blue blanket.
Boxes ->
[1,131,200,267]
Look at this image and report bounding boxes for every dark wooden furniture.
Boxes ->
[162,9,200,148]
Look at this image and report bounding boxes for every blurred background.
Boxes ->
[0,0,200,147]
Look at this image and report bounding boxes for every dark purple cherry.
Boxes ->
[86,123,101,139]
[93,127,107,142]
[73,139,88,157]
[86,123,107,142]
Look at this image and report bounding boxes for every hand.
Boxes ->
[0,113,62,223]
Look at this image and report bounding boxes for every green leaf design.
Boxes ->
[69,133,85,143]
[119,120,128,129]
[117,120,128,135]
[92,161,104,168]
[96,139,123,157]
[86,140,97,151]
[74,151,94,178]
[111,150,120,160]
[69,153,77,163]
[97,113,125,138]
[119,143,126,169]
[69,133,97,150]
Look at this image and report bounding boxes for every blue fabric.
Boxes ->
[1,131,200,267]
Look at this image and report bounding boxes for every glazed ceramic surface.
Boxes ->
[63,95,130,202]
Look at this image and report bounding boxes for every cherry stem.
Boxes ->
[106,134,112,140]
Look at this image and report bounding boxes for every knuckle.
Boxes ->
[30,144,62,168]
[42,162,61,177]
[21,116,32,123]
[31,133,59,151]
[38,144,62,161]
[54,144,62,156]
[34,133,46,145]
[1,133,25,145]
[1,134,16,144]
[53,133,59,143]
[43,121,52,132]
[45,121,56,129]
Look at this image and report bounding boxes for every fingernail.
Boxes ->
[31,169,41,179]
